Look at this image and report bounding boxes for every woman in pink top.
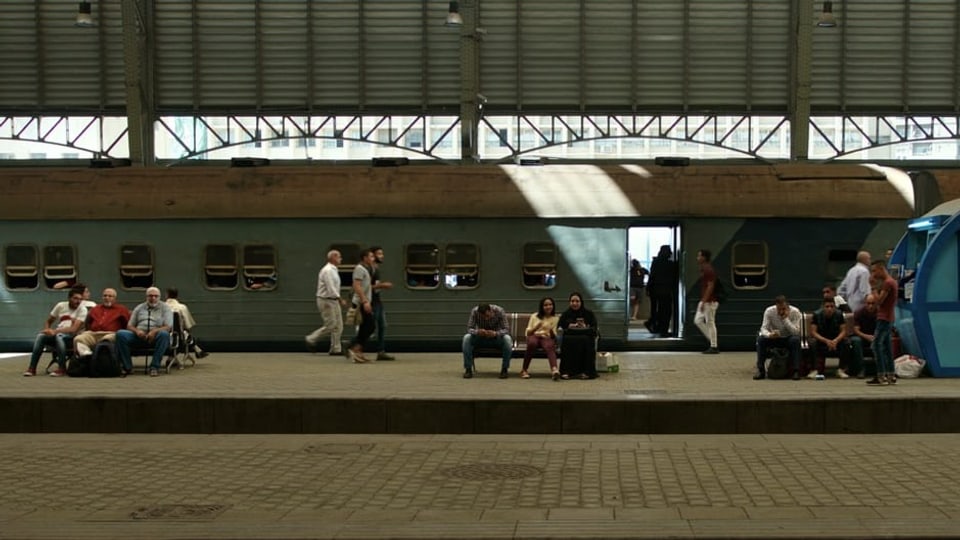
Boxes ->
[520,297,560,380]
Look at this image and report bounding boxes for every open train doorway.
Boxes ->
[627,225,681,344]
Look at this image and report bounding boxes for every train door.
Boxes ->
[626,225,681,344]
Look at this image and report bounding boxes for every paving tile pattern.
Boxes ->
[1,434,960,539]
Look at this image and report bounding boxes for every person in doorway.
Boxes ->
[694,249,720,354]
[629,259,649,320]
[646,245,678,337]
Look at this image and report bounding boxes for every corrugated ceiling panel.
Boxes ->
[519,0,581,107]
[583,0,633,108]
[311,1,361,106]
[195,1,258,108]
[636,0,685,107]
[0,0,124,111]
[687,1,749,107]
[260,2,309,108]
[810,10,842,109]
[154,1,197,109]
[0,4,41,108]
[843,1,906,109]
[424,2,460,109]
[479,0,521,106]
[363,1,428,107]
[750,1,790,109]
[906,0,958,108]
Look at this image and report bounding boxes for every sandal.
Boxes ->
[520,371,531,379]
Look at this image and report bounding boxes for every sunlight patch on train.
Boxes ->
[546,225,624,298]
[499,164,638,218]
[863,164,915,211]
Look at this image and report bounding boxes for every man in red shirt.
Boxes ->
[74,288,131,358]
[867,261,899,385]
[694,249,720,354]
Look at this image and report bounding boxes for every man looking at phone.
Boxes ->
[755,295,803,380]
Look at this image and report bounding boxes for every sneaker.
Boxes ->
[807,371,819,380]
[520,370,531,379]
[753,373,766,380]
[866,377,888,386]
[886,375,897,385]
[149,368,159,377]
[376,352,395,361]
[22,368,36,377]
[304,338,317,353]
[463,369,473,379]
[836,369,850,379]
[702,347,719,354]
[499,369,509,379]
[552,370,561,381]
[815,373,825,381]
[328,350,343,356]
[48,369,65,377]
[196,350,210,359]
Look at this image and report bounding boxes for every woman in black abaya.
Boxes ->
[558,292,598,380]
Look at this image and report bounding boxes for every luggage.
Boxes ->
[767,348,790,379]
[89,341,122,378]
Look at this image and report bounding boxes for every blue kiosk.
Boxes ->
[891,198,960,377]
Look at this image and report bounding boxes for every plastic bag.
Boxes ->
[894,354,925,378]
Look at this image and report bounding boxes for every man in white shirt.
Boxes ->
[837,251,872,313]
[305,250,347,355]
[23,288,88,377]
[755,295,803,380]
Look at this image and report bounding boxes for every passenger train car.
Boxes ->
[1,163,957,353]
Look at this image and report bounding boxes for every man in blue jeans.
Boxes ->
[462,303,513,379]
[370,246,395,361]
[116,287,173,377]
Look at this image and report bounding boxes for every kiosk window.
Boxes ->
[204,244,239,290]
[522,242,557,289]
[120,244,154,290]
[732,241,768,289]
[330,243,361,289]
[43,245,77,290]
[243,244,278,291]
[405,244,439,289]
[444,243,479,289]
[4,244,38,290]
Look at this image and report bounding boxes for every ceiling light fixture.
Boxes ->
[817,1,837,27]
[75,1,94,27]
[446,1,463,27]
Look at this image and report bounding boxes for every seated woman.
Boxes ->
[558,292,598,380]
[520,297,560,381]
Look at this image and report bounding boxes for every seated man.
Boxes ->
[755,295,803,380]
[850,292,878,378]
[22,287,88,377]
[165,287,209,359]
[809,297,851,379]
[73,288,130,358]
[116,287,173,377]
[462,303,513,379]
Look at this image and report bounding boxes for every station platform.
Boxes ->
[1,350,959,434]
[2,351,960,540]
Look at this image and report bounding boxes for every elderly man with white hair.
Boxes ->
[116,286,173,377]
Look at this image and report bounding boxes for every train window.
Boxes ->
[330,243,361,289]
[826,249,858,284]
[444,243,479,289]
[243,245,278,291]
[732,241,768,289]
[522,242,558,289]
[405,244,440,289]
[204,244,238,290]
[120,244,155,290]
[42,245,77,290]
[4,244,39,290]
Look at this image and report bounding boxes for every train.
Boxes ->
[1,162,958,353]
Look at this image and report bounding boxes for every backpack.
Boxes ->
[89,341,122,378]
[66,354,90,377]
[767,348,790,380]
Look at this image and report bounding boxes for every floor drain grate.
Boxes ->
[130,504,230,520]
[441,463,543,481]
[302,443,374,454]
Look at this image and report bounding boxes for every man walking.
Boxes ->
[694,249,720,354]
[370,246,395,361]
[306,250,347,355]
